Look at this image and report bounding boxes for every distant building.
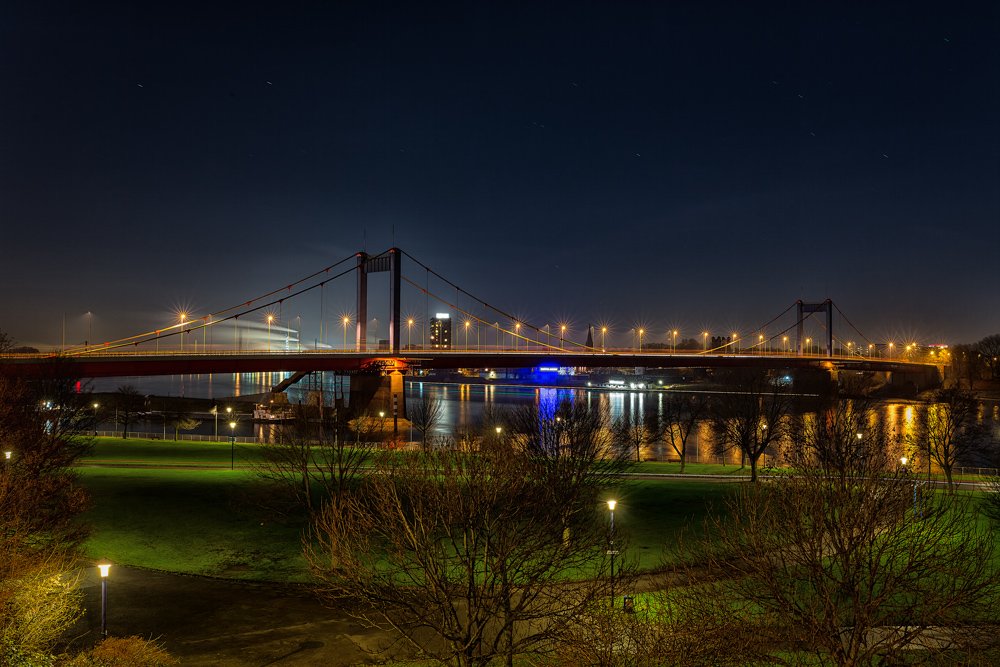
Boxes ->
[430,313,452,348]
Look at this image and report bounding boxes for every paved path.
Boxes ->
[63,565,407,666]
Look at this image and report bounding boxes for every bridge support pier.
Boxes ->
[349,372,406,436]
[888,367,942,394]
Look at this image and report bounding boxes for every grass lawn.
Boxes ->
[79,436,265,467]
[76,462,738,581]
[78,467,309,582]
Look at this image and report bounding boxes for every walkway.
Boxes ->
[63,565,406,666]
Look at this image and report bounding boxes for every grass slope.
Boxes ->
[77,462,738,581]
[78,468,308,581]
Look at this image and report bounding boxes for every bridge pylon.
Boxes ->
[796,299,833,356]
[356,248,402,354]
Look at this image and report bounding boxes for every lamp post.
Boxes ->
[602,327,607,350]
[229,421,237,470]
[4,451,10,468]
[97,559,112,639]
[343,317,350,350]
[267,315,273,352]
[561,325,567,348]
[888,342,894,359]
[607,500,617,607]
[515,322,521,350]
[783,336,788,354]
[408,319,414,349]
[703,332,708,352]
[673,330,677,353]
[179,313,186,352]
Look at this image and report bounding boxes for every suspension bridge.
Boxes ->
[2,247,942,398]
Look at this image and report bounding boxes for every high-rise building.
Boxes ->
[430,313,452,348]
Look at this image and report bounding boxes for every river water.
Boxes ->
[86,371,975,466]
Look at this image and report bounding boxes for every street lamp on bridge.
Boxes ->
[179,313,186,352]
[267,314,273,352]
[602,327,607,350]
[408,319,414,349]
[673,330,677,353]
[638,329,644,353]
[703,331,708,351]
[343,317,350,350]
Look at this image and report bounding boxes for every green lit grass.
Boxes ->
[76,461,738,581]
[78,467,308,582]
[80,436,265,467]
[632,461,756,476]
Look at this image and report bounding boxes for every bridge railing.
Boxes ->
[6,346,907,361]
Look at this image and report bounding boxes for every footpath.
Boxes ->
[63,565,407,666]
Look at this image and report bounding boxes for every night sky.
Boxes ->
[3,2,998,351]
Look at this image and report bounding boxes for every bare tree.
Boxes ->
[951,343,981,390]
[787,375,891,487]
[709,368,792,481]
[113,384,144,439]
[307,445,619,667]
[908,385,991,493]
[163,409,201,440]
[0,372,93,551]
[701,441,1000,666]
[551,572,763,667]
[612,405,648,463]
[407,392,443,451]
[0,347,95,661]
[974,333,1000,380]
[645,391,711,473]
[238,400,382,523]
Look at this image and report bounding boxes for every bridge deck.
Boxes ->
[1,349,937,378]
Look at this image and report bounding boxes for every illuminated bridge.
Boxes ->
[2,247,942,403]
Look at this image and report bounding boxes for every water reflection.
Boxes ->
[90,373,967,465]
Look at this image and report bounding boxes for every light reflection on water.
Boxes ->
[88,373,995,464]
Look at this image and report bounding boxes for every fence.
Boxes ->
[93,430,256,444]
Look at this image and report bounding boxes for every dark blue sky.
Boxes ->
[2,1,998,350]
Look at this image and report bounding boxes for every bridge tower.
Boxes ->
[352,248,405,435]
[355,249,402,354]
[796,300,833,356]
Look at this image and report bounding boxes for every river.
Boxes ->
[86,371,973,467]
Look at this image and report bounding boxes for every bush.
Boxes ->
[65,636,177,667]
